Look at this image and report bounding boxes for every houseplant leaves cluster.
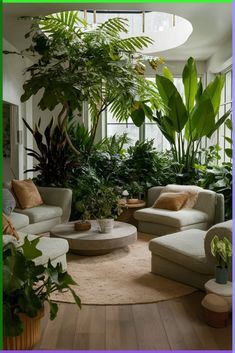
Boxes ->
[3,236,81,337]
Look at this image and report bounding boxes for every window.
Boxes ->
[206,68,232,163]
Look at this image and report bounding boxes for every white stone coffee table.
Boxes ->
[50,220,137,255]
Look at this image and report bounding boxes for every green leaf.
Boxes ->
[155,74,177,106]
[182,57,198,113]
[201,75,225,115]
[69,287,82,308]
[168,91,188,132]
[131,108,145,127]
[195,79,203,105]
[190,98,215,140]
[206,108,231,138]
[163,66,174,82]
[49,301,58,320]
[225,148,232,158]
[21,236,42,260]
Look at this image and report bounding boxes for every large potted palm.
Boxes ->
[3,237,81,349]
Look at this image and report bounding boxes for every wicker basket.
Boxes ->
[3,309,44,350]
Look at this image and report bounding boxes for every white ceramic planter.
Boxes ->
[98,218,114,233]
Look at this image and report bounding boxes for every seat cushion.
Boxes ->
[149,229,212,274]
[134,207,208,227]
[17,232,69,266]
[14,205,63,223]
[9,211,29,230]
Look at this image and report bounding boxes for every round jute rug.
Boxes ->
[51,234,196,305]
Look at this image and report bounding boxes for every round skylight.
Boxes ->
[79,10,193,54]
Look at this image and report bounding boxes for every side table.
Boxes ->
[118,200,146,227]
[204,279,232,311]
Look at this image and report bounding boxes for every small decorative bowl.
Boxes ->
[74,221,91,231]
[127,198,140,204]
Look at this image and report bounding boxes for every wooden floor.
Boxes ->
[34,291,232,350]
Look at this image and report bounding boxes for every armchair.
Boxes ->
[3,181,72,234]
[134,186,224,236]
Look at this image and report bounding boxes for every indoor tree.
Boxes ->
[13,11,164,156]
[153,57,231,178]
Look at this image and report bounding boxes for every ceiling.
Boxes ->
[3,3,232,61]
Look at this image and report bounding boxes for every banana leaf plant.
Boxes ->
[23,117,77,186]
[153,57,232,174]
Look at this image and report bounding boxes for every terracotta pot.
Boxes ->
[3,309,44,350]
[74,221,91,231]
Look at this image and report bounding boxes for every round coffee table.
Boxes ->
[50,220,137,255]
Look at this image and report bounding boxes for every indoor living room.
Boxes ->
[3,2,232,350]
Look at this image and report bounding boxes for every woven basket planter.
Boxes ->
[3,309,44,350]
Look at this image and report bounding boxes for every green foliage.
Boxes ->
[23,117,75,186]
[210,235,232,268]
[224,118,232,159]
[154,57,231,173]
[3,237,81,337]
[89,184,123,219]
[198,162,232,220]
[13,11,164,156]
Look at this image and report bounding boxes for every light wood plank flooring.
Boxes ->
[34,291,232,350]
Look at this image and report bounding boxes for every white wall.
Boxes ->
[144,59,206,77]
[206,35,232,74]
[3,38,33,181]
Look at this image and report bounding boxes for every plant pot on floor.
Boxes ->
[215,266,228,284]
[98,218,114,233]
[3,309,44,350]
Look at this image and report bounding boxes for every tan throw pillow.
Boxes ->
[12,179,43,209]
[3,213,19,240]
[182,191,198,208]
[153,192,188,211]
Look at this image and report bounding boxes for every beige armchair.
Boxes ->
[149,220,232,290]
[4,182,72,234]
[134,186,224,236]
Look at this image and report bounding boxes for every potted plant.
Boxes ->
[90,185,123,233]
[3,236,81,349]
[126,182,144,204]
[210,235,232,284]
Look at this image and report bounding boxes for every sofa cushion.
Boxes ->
[14,205,63,223]
[17,232,69,266]
[9,212,29,230]
[3,188,16,215]
[12,179,43,209]
[149,229,212,274]
[134,207,208,227]
[153,192,189,211]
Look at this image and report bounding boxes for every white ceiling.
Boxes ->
[3,3,232,61]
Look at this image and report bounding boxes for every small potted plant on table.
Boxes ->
[3,236,81,350]
[126,181,144,204]
[210,235,232,284]
[90,184,123,233]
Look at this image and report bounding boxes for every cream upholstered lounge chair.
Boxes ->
[3,181,72,234]
[134,185,224,236]
[149,220,232,290]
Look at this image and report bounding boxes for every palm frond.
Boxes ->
[118,36,153,51]
[40,11,87,36]
[97,17,128,36]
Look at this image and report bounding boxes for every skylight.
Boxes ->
[78,10,193,54]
